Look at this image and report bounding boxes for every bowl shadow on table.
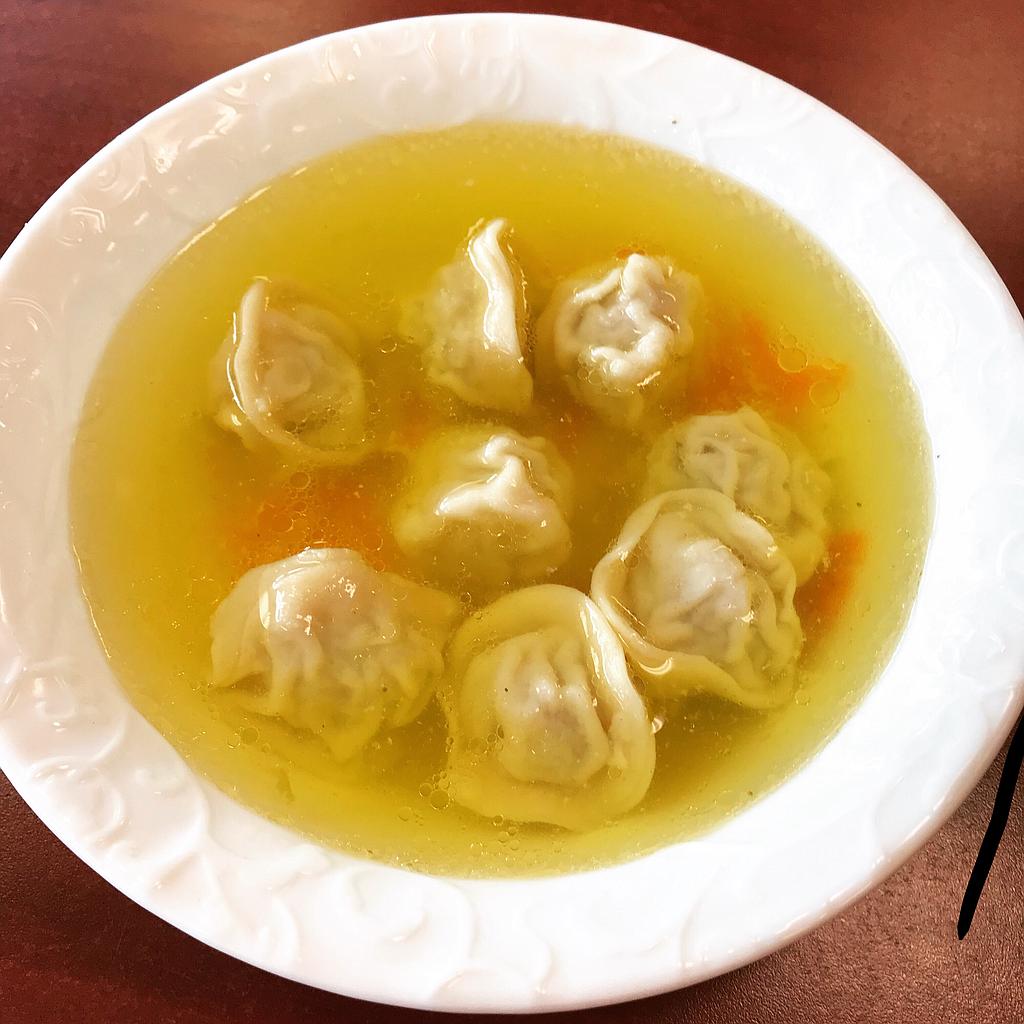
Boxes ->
[1,747,1021,1023]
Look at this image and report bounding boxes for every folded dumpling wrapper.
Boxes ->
[644,406,831,583]
[538,254,701,429]
[442,584,656,830]
[209,279,369,464]
[403,218,533,414]
[210,548,461,759]
[592,488,802,708]
[392,425,573,596]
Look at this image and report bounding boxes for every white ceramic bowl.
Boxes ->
[1,14,1022,1014]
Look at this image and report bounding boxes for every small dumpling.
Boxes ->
[591,489,802,708]
[644,406,830,583]
[392,426,573,595]
[402,218,532,414]
[209,279,369,464]
[209,547,460,759]
[537,254,700,429]
[441,585,656,830]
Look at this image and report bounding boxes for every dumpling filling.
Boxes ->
[592,488,802,708]
[209,548,460,759]
[442,585,655,829]
[630,521,752,665]
[476,628,612,787]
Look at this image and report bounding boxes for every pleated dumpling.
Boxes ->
[592,489,802,708]
[209,279,369,464]
[537,254,700,429]
[403,218,532,415]
[392,426,573,595]
[209,548,460,759]
[644,406,830,583]
[442,585,655,830]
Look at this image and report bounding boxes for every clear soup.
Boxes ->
[70,123,931,877]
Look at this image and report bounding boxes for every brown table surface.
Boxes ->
[2,1,1023,1021]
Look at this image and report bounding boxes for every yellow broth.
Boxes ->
[70,123,931,877]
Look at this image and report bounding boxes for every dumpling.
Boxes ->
[402,218,532,414]
[591,489,802,708]
[441,585,655,830]
[392,426,573,595]
[537,254,700,429]
[209,278,369,464]
[644,406,830,583]
[209,547,460,759]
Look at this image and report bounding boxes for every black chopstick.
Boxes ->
[958,712,1024,938]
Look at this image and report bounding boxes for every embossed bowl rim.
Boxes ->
[1,13,1023,1013]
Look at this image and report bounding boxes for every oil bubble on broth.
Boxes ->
[70,123,931,878]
